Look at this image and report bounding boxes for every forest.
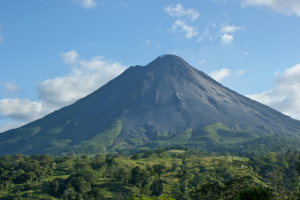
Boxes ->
[0,145,300,199]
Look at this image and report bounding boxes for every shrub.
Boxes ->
[236,186,273,200]
[131,154,141,160]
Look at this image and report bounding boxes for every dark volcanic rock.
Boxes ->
[1,54,300,155]
[111,54,300,137]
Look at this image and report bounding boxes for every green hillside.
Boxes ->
[113,122,300,157]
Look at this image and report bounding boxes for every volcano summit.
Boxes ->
[1,55,300,155]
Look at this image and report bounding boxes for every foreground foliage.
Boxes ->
[0,146,300,199]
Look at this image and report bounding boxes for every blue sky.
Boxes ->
[0,0,300,133]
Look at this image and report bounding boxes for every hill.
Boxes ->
[1,54,300,156]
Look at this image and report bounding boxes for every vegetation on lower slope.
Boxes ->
[118,123,300,157]
[0,146,300,199]
[1,121,300,158]
[0,118,123,156]
[50,118,123,156]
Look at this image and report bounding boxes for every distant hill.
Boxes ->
[1,54,300,156]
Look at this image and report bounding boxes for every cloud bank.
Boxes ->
[0,99,48,122]
[0,51,127,132]
[246,63,300,120]
[37,51,126,107]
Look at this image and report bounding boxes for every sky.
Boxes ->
[0,0,300,133]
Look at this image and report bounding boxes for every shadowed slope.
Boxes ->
[1,55,300,155]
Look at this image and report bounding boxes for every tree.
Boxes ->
[14,173,32,184]
[131,166,149,189]
[153,163,167,178]
[155,149,166,156]
[190,181,224,200]
[62,187,77,200]
[151,179,167,196]
[131,154,141,160]
[171,161,179,172]
[80,154,89,160]
[190,166,265,200]
[94,153,105,162]
[265,171,283,194]
[105,157,118,167]
[116,168,131,186]
[175,168,194,193]
[91,187,109,199]
[237,186,273,200]
[230,152,238,161]
[125,194,175,200]
[143,151,154,158]
[49,179,59,196]
[92,153,105,169]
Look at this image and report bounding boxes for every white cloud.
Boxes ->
[156,43,161,49]
[221,34,234,43]
[164,4,200,20]
[4,82,19,93]
[0,51,127,123]
[197,30,213,42]
[61,50,79,64]
[246,63,300,120]
[220,25,241,33]
[209,68,245,82]
[37,51,126,107]
[209,69,231,82]
[197,35,204,42]
[244,52,249,55]
[239,0,300,16]
[236,70,245,76]
[172,20,198,39]
[0,122,26,134]
[197,59,205,65]
[0,99,49,121]
[143,39,151,46]
[73,0,97,9]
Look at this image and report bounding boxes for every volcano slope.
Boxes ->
[1,54,300,156]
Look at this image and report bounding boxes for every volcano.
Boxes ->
[1,54,300,156]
